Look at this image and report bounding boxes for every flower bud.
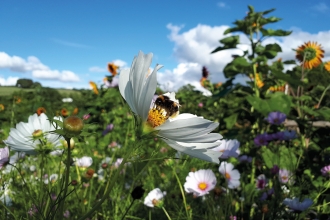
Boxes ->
[63,116,84,137]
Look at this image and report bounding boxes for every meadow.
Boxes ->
[1,6,330,220]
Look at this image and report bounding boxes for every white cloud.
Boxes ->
[0,52,80,82]
[89,66,106,72]
[312,2,329,12]
[112,59,127,68]
[52,38,92,49]
[164,23,330,91]
[217,2,227,8]
[0,76,19,86]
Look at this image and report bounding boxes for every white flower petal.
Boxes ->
[163,139,222,164]
[119,68,137,114]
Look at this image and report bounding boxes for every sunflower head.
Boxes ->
[324,61,330,72]
[296,41,324,69]
[107,63,119,76]
[36,107,46,116]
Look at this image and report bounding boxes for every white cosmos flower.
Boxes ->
[184,169,216,197]
[219,162,241,189]
[212,139,240,159]
[144,188,166,208]
[4,113,64,154]
[119,51,223,163]
[75,156,93,168]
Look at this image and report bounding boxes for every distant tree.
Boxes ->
[16,78,34,88]
[32,82,42,88]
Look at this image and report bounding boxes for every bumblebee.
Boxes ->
[154,95,179,118]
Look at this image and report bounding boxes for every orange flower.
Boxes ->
[61,108,68,117]
[73,107,79,115]
[215,82,222,88]
[324,61,330,72]
[255,74,264,88]
[107,63,119,76]
[0,104,4,111]
[15,96,21,104]
[296,41,324,69]
[36,107,46,116]
[89,81,99,95]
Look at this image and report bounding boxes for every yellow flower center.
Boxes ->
[147,108,168,127]
[198,182,208,190]
[282,175,288,181]
[32,129,43,138]
[225,172,231,180]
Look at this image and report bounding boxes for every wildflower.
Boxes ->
[254,133,270,147]
[212,139,240,159]
[75,156,93,168]
[44,174,59,184]
[61,108,69,117]
[256,174,267,189]
[198,102,203,108]
[63,210,70,218]
[104,76,119,87]
[0,147,9,169]
[119,51,222,163]
[36,107,46,116]
[260,188,274,201]
[219,162,241,189]
[73,107,79,115]
[144,188,166,208]
[283,198,313,212]
[321,165,330,177]
[62,97,73,103]
[265,111,286,125]
[102,124,114,136]
[83,114,90,120]
[202,66,209,78]
[113,158,123,168]
[296,41,324,69]
[279,169,294,185]
[108,63,119,76]
[3,113,64,154]
[89,81,99,94]
[280,130,297,141]
[200,77,207,87]
[0,104,4,111]
[239,155,252,163]
[63,116,84,137]
[184,169,217,197]
[325,61,330,72]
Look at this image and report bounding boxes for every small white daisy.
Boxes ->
[119,51,223,163]
[184,169,217,197]
[219,162,241,189]
[44,174,59,184]
[144,188,166,208]
[4,113,64,154]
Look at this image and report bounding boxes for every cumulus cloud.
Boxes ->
[0,76,19,86]
[217,2,228,8]
[163,23,330,91]
[0,52,80,82]
[112,59,127,68]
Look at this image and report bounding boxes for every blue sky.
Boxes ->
[1,1,330,91]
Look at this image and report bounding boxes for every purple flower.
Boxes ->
[283,198,313,212]
[0,147,9,169]
[270,165,279,174]
[256,174,267,189]
[102,124,114,136]
[254,133,270,147]
[321,165,330,177]
[239,155,252,163]
[265,111,286,125]
[279,130,297,141]
[260,188,274,201]
[63,210,70,218]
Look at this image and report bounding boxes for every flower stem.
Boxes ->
[173,168,190,220]
[162,207,172,220]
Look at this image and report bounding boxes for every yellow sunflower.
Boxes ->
[324,61,330,72]
[89,81,99,95]
[107,63,119,76]
[296,41,324,69]
[36,107,46,116]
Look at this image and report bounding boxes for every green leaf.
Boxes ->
[247,93,292,115]
[211,36,240,53]
[224,113,238,129]
[266,16,282,23]
[262,8,275,15]
[265,43,282,52]
[272,71,305,87]
[316,107,330,120]
[261,147,276,169]
[223,27,241,35]
[261,29,292,37]
[248,5,254,13]
[283,60,296,65]
[232,57,250,67]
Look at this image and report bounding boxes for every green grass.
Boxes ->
[0,86,81,96]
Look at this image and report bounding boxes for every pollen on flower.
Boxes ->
[198,182,208,190]
[147,109,168,127]
[225,172,231,180]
